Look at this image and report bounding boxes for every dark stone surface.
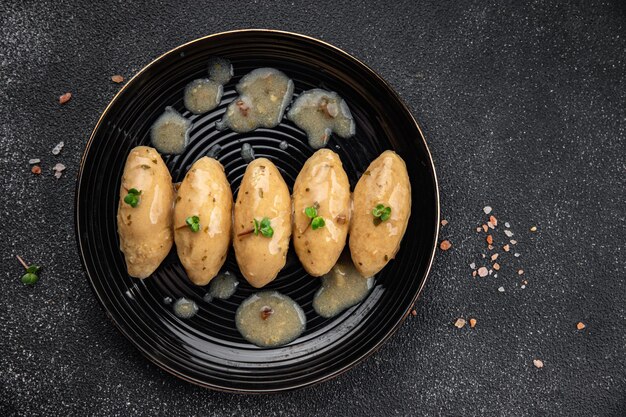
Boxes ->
[1,0,624,415]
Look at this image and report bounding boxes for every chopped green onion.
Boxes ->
[186,215,200,232]
[21,273,39,285]
[124,188,141,208]
[305,206,317,218]
[311,217,326,230]
[252,217,274,238]
[372,204,392,225]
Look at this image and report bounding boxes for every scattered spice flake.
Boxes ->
[482,224,488,232]
[476,227,482,232]
[503,244,510,252]
[505,222,511,228]
[576,322,586,330]
[483,206,492,214]
[487,222,495,230]
[472,271,477,277]
[533,359,544,369]
[31,165,41,175]
[454,318,466,328]
[469,262,476,269]
[493,263,500,271]
[498,286,505,292]
[28,158,40,165]
[481,254,486,258]
[111,74,124,83]
[489,215,498,227]
[522,280,528,285]
[530,226,538,232]
[518,269,524,275]
[486,235,493,245]
[469,318,477,328]
[439,240,452,251]
[411,310,417,316]
[491,253,499,261]
[487,244,494,250]
[59,92,72,104]
[504,230,514,237]
[477,267,488,277]
[441,219,448,226]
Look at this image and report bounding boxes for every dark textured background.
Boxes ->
[1,1,625,416]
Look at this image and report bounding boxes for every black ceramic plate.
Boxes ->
[75,30,439,393]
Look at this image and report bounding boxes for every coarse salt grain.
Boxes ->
[510,239,517,245]
[472,271,477,277]
[491,254,499,261]
[477,267,488,277]
[530,226,538,232]
[504,230,513,237]
[482,224,488,232]
[533,359,544,368]
[441,219,448,226]
[59,92,72,104]
[514,253,520,257]
[521,285,526,289]
[503,244,510,252]
[489,215,498,226]
[483,206,492,214]
[487,222,495,229]
[29,158,40,165]
[52,141,64,155]
[53,163,66,179]
[489,269,493,275]
[505,222,511,228]
[454,318,466,328]
[111,75,124,83]
[493,263,500,271]
[518,269,524,275]
[498,286,505,292]
[470,262,476,269]
[476,227,482,232]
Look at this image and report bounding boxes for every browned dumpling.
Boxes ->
[233,158,292,288]
[349,151,411,277]
[174,157,232,285]
[117,146,174,278]
[292,149,350,276]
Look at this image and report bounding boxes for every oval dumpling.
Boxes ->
[349,151,411,277]
[233,158,292,288]
[117,146,174,278]
[292,149,350,276]
[174,157,233,285]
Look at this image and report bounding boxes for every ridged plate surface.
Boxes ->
[75,30,439,393]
